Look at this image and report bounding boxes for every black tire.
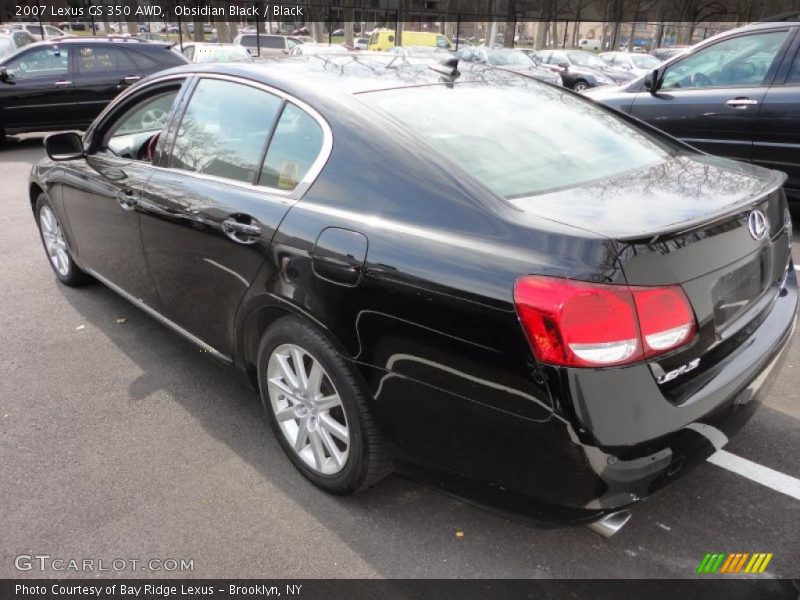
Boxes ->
[572,79,590,92]
[257,316,392,494]
[35,194,92,287]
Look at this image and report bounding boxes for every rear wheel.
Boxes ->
[257,316,392,494]
[35,194,92,286]
[572,80,590,92]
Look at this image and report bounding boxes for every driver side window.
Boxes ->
[103,89,180,161]
[4,46,69,80]
[661,31,788,90]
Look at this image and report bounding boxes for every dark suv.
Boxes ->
[586,21,800,201]
[0,37,187,142]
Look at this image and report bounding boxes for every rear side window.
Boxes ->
[240,35,257,46]
[263,36,285,49]
[76,46,138,73]
[127,50,157,70]
[259,104,324,190]
[169,78,283,183]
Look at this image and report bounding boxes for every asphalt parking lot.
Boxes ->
[1,135,799,579]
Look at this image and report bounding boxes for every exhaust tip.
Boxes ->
[587,510,632,538]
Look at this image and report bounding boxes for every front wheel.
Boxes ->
[35,194,92,286]
[572,80,590,92]
[257,316,392,494]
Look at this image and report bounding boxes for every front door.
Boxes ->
[0,44,76,132]
[59,83,185,310]
[630,28,793,162]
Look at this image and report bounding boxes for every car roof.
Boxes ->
[11,37,172,50]
[144,54,546,96]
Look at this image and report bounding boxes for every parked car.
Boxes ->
[368,29,452,51]
[58,22,90,32]
[533,49,636,91]
[458,47,562,85]
[30,56,797,532]
[178,43,253,63]
[0,38,187,143]
[387,45,454,59]
[354,37,369,51]
[0,30,37,59]
[234,33,304,57]
[135,33,167,43]
[650,45,691,61]
[600,51,662,77]
[577,38,601,52]
[288,43,355,57]
[586,21,800,202]
[8,22,66,40]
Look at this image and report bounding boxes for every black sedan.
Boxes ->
[533,49,636,91]
[0,37,187,143]
[30,56,798,533]
[585,21,800,203]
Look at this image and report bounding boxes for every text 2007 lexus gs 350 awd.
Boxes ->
[29,56,798,533]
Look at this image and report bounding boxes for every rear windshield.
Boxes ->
[361,82,672,198]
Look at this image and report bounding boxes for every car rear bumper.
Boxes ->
[544,267,797,513]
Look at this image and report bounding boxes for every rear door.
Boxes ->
[71,44,144,124]
[0,44,76,131]
[629,28,793,162]
[753,27,800,200]
[140,76,326,356]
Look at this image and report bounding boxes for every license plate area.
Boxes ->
[712,249,769,332]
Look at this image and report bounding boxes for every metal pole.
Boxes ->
[256,7,261,57]
[88,0,97,35]
[34,0,45,39]
[455,12,460,50]
[177,10,183,51]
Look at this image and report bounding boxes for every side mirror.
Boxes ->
[644,68,660,94]
[0,66,9,83]
[44,131,85,161]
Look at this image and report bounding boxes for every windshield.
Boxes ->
[362,82,672,198]
[487,50,533,66]
[567,52,606,68]
[631,54,660,69]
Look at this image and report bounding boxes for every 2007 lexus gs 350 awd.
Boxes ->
[30,56,797,534]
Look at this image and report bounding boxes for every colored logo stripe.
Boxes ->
[698,553,773,574]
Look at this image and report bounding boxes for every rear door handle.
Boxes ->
[725,97,758,109]
[115,189,139,211]
[222,217,262,244]
[123,75,141,84]
[54,80,72,87]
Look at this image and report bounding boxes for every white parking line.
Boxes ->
[707,450,800,501]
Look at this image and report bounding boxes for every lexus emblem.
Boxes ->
[748,210,768,241]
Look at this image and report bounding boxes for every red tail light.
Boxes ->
[514,276,696,367]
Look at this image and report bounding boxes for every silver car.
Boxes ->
[233,33,304,57]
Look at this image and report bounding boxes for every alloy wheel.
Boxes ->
[39,206,70,276]
[266,343,350,475]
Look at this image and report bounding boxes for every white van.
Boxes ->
[577,38,600,52]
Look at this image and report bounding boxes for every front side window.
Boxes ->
[169,78,283,183]
[103,89,180,160]
[661,31,788,90]
[4,46,68,79]
[363,82,672,199]
[259,104,324,191]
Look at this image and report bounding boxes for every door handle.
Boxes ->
[725,97,758,109]
[222,217,261,244]
[54,80,72,87]
[123,75,141,84]
[115,189,139,211]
